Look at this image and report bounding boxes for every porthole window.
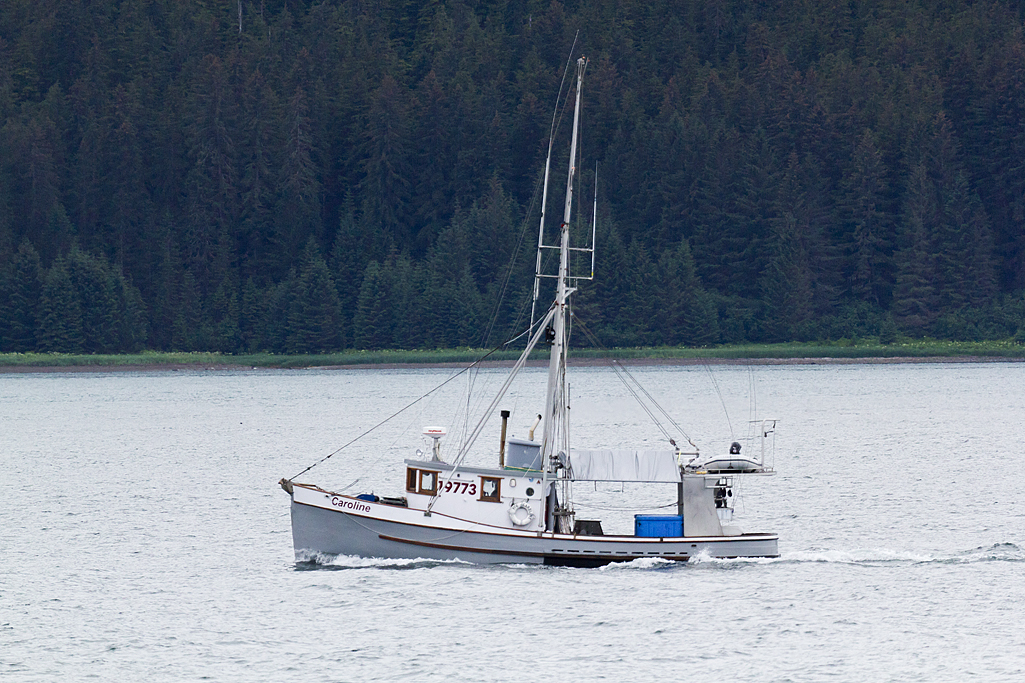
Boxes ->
[525,487,535,497]
[480,477,501,503]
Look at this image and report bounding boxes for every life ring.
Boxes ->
[508,501,535,527]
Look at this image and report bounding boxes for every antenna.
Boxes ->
[591,162,597,279]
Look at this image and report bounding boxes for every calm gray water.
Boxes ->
[2,362,1024,682]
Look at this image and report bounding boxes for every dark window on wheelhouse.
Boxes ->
[479,477,501,502]
[406,467,418,493]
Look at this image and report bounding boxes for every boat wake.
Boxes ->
[720,542,1025,568]
[589,542,1025,570]
[294,550,471,571]
[292,543,1022,571]
[598,557,676,571]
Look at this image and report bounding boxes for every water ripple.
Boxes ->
[6,365,1025,682]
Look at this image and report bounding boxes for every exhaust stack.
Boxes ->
[528,414,542,441]
[499,410,510,467]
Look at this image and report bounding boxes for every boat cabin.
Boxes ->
[405,459,548,532]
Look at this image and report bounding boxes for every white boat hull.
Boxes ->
[289,489,778,567]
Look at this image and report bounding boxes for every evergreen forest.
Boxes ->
[3,0,1025,354]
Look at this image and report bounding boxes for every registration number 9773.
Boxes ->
[442,481,477,496]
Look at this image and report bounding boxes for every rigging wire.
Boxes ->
[747,367,758,441]
[477,168,547,351]
[703,363,733,441]
[287,344,508,481]
[456,214,559,459]
[426,305,558,514]
[452,243,559,460]
[462,170,548,443]
[571,314,698,451]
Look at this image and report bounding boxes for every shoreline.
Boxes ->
[2,354,1023,373]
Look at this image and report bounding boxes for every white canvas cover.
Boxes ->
[568,450,681,482]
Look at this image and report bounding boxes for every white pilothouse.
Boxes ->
[280,56,779,566]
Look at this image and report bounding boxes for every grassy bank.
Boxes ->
[0,349,530,369]
[587,340,1025,360]
[2,339,1024,370]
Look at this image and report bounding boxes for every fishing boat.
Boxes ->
[280,56,779,566]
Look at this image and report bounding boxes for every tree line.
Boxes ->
[2,0,1025,354]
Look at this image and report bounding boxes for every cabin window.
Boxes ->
[408,467,440,495]
[479,477,501,502]
[419,470,438,495]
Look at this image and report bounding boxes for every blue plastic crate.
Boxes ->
[634,514,683,538]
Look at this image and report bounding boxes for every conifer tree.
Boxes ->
[2,240,42,351]
[148,217,181,350]
[208,272,241,353]
[37,257,84,353]
[238,277,264,353]
[238,67,280,282]
[111,273,147,353]
[23,94,63,243]
[621,239,657,347]
[657,238,718,347]
[587,220,628,345]
[105,83,151,275]
[838,131,892,306]
[172,271,206,351]
[330,197,383,344]
[761,156,813,341]
[360,75,411,246]
[385,252,419,349]
[40,203,75,267]
[183,54,240,287]
[259,273,297,353]
[352,260,392,350]
[966,204,998,308]
[287,239,342,353]
[66,248,118,353]
[411,69,455,241]
[454,265,483,347]
[274,81,322,272]
[892,163,939,333]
